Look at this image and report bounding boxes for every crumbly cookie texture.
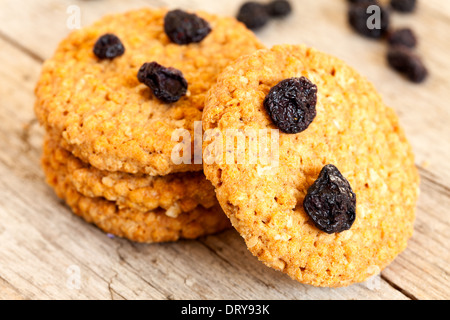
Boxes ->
[43,138,217,214]
[35,8,264,175]
[42,142,231,243]
[203,45,419,287]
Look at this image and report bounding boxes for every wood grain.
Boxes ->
[0,0,449,300]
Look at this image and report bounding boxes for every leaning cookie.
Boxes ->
[42,145,231,243]
[35,8,264,176]
[44,137,217,215]
[203,45,419,287]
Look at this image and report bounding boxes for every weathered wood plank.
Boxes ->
[0,276,25,300]
[381,168,450,300]
[0,154,408,300]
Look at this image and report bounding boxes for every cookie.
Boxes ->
[42,139,231,243]
[44,137,217,215]
[202,45,419,287]
[35,8,264,176]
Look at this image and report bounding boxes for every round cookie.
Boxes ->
[42,142,231,243]
[44,138,217,215]
[35,8,264,176]
[202,45,419,287]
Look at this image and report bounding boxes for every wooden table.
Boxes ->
[0,0,448,300]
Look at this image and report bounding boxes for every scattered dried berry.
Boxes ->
[164,9,212,45]
[267,0,292,18]
[264,77,317,134]
[303,164,356,234]
[138,62,188,103]
[348,3,390,39]
[93,34,125,60]
[237,2,270,30]
[387,46,428,83]
[387,28,417,48]
[390,0,417,13]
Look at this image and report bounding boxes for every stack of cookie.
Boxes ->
[35,8,264,243]
[202,45,420,287]
[35,7,420,287]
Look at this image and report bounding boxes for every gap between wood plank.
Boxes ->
[200,236,416,300]
[116,242,172,299]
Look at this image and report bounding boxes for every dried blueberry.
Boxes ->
[138,62,188,103]
[263,77,317,134]
[93,34,125,60]
[164,9,212,45]
[267,0,292,18]
[387,28,417,48]
[390,0,417,13]
[387,46,428,83]
[348,3,390,39]
[303,165,356,234]
[237,2,270,30]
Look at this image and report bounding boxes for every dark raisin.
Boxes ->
[387,46,428,83]
[348,3,390,39]
[164,9,212,45]
[303,164,356,234]
[267,0,292,18]
[390,0,417,13]
[387,28,417,48]
[137,62,188,103]
[237,2,270,30]
[263,77,317,134]
[93,34,125,60]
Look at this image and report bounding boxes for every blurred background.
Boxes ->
[1,0,448,167]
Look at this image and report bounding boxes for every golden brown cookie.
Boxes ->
[42,140,231,243]
[202,45,419,287]
[35,8,264,176]
[43,138,217,215]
